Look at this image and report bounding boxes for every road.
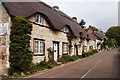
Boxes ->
[26,48,119,79]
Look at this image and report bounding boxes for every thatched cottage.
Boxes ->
[0,2,107,74]
[0,2,88,67]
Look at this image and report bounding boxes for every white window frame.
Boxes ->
[63,43,68,54]
[35,14,44,25]
[34,39,44,55]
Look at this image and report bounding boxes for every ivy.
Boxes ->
[9,16,33,75]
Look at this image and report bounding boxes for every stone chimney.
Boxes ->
[72,17,77,22]
[53,6,59,11]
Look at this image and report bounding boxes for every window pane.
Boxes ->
[63,43,68,54]
[39,41,43,54]
[39,15,41,23]
[35,14,39,23]
[34,40,39,53]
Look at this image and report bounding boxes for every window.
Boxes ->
[64,27,69,33]
[34,39,45,55]
[83,46,87,52]
[35,14,44,25]
[62,43,68,54]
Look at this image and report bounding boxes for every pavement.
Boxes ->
[25,48,119,79]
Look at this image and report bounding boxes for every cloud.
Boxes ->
[43,0,118,32]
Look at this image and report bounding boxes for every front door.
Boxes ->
[74,45,78,55]
[53,42,59,61]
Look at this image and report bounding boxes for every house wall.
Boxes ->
[0,4,11,75]
[29,14,68,64]
[96,39,102,50]
[31,24,68,64]
[1,6,69,65]
[71,38,83,56]
[81,39,87,52]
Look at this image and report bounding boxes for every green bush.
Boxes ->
[59,55,79,63]
[70,55,79,61]
[92,49,98,53]
[82,49,98,58]
[82,52,89,57]
[78,55,83,59]
[30,60,58,73]
[9,16,32,75]
[47,47,54,61]
[59,55,71,63]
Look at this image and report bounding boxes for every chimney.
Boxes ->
[72,17,77,22]
[53,6,59,11]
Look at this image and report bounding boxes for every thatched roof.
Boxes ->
[94,31,108,41]
[2,2,87,38]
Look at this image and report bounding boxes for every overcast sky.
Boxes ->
[0,0,119,32]
[42,0,118,32]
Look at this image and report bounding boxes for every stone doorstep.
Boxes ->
[57,62,62,65]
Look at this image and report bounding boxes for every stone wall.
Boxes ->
[71,38,83,56]
[0,4,11,75]
[31,24,68,64]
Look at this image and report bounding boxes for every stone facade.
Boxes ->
[28,15,69,64]
[31,24,68,63]
[71,38,83,56]
[0,4,11,75]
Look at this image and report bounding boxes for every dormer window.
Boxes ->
[64,27,69,33]
[35,14,44,25]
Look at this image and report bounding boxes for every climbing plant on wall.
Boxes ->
[9,16,32,75]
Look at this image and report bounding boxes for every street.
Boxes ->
[26,48,119,79]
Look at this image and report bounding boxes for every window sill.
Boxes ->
[34,54,45,56]
[63,53,68,55]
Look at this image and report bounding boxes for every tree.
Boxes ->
[79,19,86,28]
[9,16,33,75]
[105,26,120,46]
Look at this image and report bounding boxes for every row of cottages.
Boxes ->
[0,2,107,71]
[84,26,108,52]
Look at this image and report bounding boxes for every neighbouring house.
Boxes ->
[0,1,89,73]
[85,26,108,50]
[94,31,108,49]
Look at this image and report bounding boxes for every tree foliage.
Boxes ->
[102,38,117,48]
[79,19,86,28]
[9,16,33,75]
[105,26,120,46]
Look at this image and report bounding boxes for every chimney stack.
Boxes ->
[72,17,77,22]
[53,6,59,11]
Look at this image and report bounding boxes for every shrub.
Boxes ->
[59,55,79,63]
[9,16,32,75]
[93,49,98,53]
[47,47,54,62]
[70,55,79,61]
[30,60,58,73]
[39,60,49,67]
[82,49,98,58]
[78,55,83,59]
[82,52,89,57]
[59,55,71,63]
